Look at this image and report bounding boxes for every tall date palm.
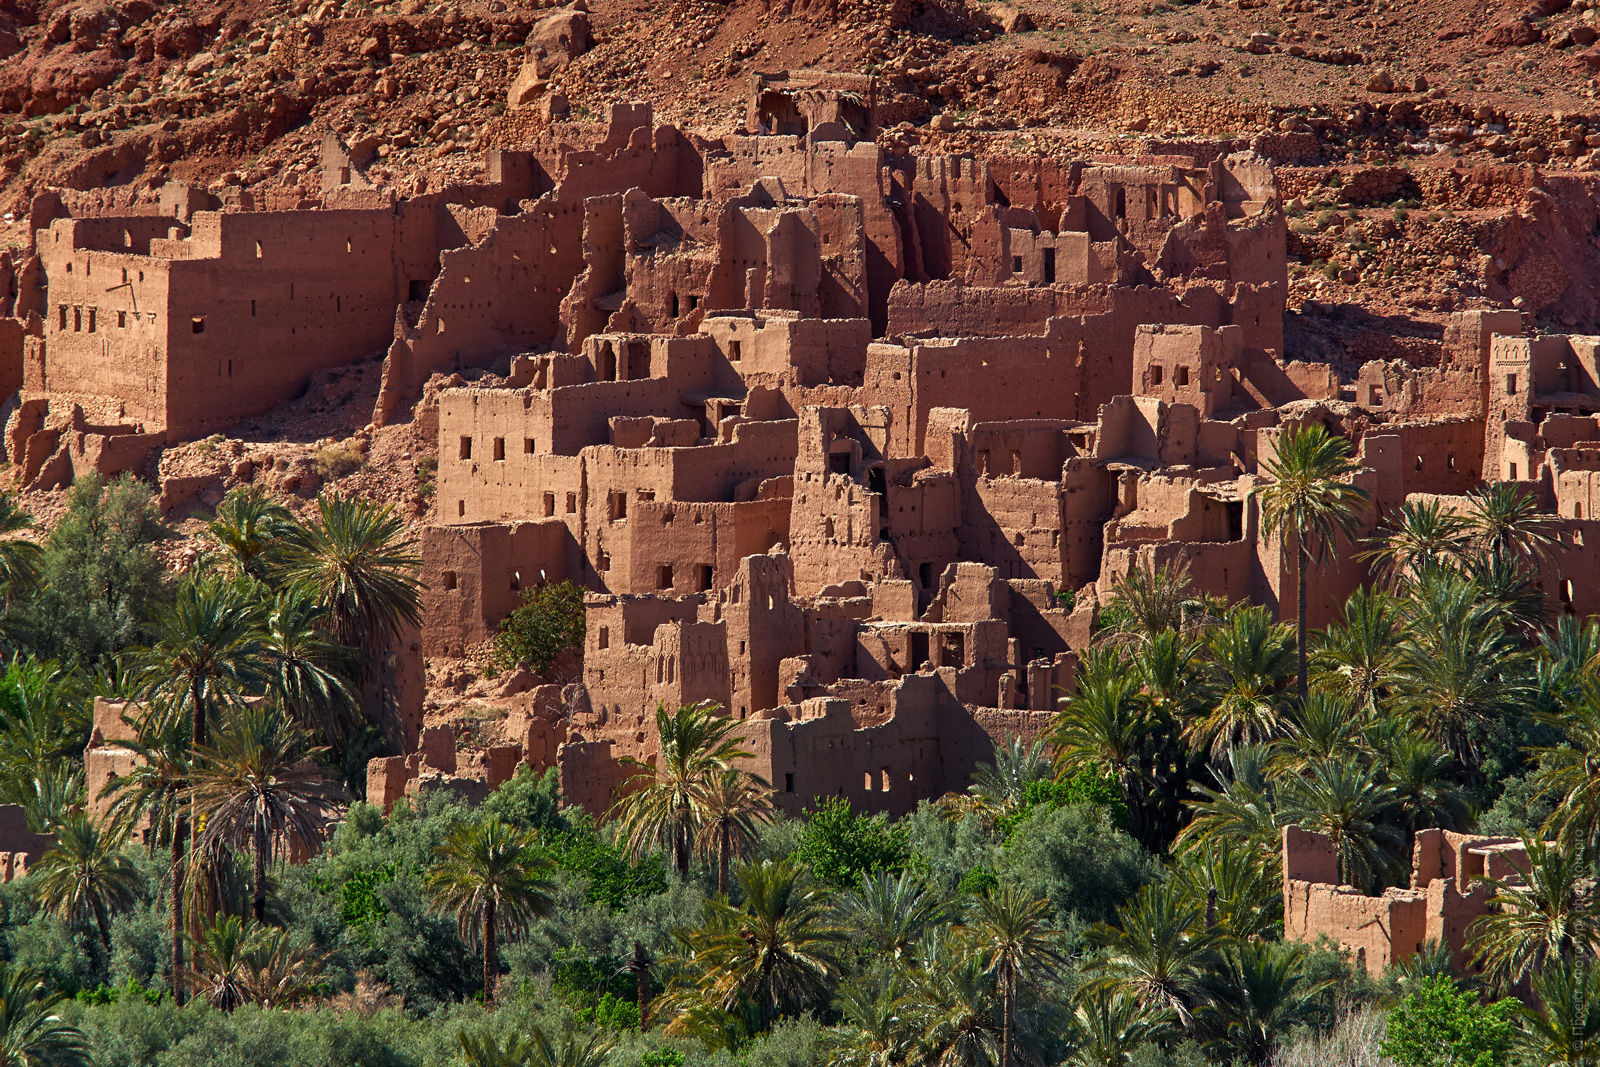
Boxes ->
[1249,423,1369,705]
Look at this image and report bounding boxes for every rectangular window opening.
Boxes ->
[458,436,472,460]
[492,437,506,461]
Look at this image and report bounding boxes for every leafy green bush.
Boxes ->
[1381,976,1515,1067]
[493,580,586,676]
[22,472,167,666]
[793,797,908,888]
[996,801,1155,925]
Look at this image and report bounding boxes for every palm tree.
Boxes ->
[672,858,840,1031]
[1468,838,1600,991]
[201,487,295,585]
[833,868,950,964]
[960,884,1070,1067]
[1188,607,1295,758]
[1064,987,1173,1067]
[276,496,422,739]
[1534,677,1600,849]
[1196,940,1330,1066]
[188,704,344,922]
[277,494,422,655]
[1250,423,1369,704]
[1310,588,1400,714]
[1088,883,1218,1030]
[0,494,43,612]
[133,574,269,749]
[526,1025,617,1067]
[0,962,91,1067]
[1268,691,1367,777]
[261,585,357,742]
[1357,498,1469,590]
[1277,758,1402,892]
[1177,749,1285,874]
[830,973,915,1067]
[238,923,326,1008]
[904,938,1004,1067]
[1460,550,1547,636]
[1096,559,1206,644]
[0,659,94,822]
[102,708,193,1003]
[1463,481,1561,568]
[1392,572,1531,769]
[1133,629,1209,721]
[1053,675,1152,836]
[28,812,139,951]
[1520,958,1600,1067]
[964,736,1053,826]
[611,702,752,877]
[457,1029,536,1067]
[694,766,773,895]
[1375,732,1471,839]
[1168,842,1282,942]
[185,914,254,1011]
[427,815,555,1005]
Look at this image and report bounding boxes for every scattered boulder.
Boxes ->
[988,3,1034,33]
[1484,17,1541,47]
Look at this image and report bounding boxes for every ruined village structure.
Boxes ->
[0,75,1583,930]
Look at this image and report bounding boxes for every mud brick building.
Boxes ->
[6,75,1592,822]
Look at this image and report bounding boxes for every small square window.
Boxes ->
[441,571,458,590]
[1150,365,1163,386]
[524,438,536,454]
[191,316,205,334]
[1174,366,1189,387]
[657,564,674,589]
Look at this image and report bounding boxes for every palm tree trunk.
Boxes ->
[718,822,730,896]
[675,809,691,878]
[1297,542,1310,706]
[192,681,207,748]
[172,817,187,1006]
[1002,975,1013,1067]
[93,899,112,953]
[631,940,651,1026]
[483,899,497,1006]
[252,813,268,923]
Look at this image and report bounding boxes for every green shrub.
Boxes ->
[312,444,365,481]
[793,797,908,888]
[1381,976,1515,1067]
[493,580,586,676]
[995,802,1155,925]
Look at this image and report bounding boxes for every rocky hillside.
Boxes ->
[6,0,1600,355]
